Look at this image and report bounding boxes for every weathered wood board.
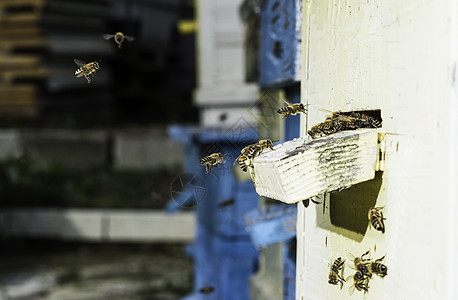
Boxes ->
[250,129,380,203]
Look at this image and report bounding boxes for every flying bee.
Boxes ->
[200,153,224,174]
[74,59,100,83]
[368,206,386,233]
[103,32,135,49]
[347,271,370,295]
[277,103,307,120]
[328,257,346,289]
[198,286,215,294]
[368,255,388,278]
[349,250,372,277]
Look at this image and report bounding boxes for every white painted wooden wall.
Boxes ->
[195,0,258,128]
[297,0,458,299]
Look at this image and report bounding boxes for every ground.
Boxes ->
[0,241,193,300]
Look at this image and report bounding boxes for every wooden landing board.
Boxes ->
[249,129,380,203]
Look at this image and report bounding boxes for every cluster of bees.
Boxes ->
[200,139,274,174]
[74,32,135,83]
[201,101,382,173]
[328,206,387,294]
[308,110,382,139]
[329,250,388,294]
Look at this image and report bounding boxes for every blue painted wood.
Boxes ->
[259,0,301,88]
[244,205,297,248]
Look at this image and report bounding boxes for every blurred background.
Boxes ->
[0,0,302,298]
[0,0,197,299]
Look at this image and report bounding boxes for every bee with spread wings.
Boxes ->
[277,98,307,120]
[103,32,135,49]
[74,59,100,84]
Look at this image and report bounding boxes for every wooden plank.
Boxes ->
[0,38,47,51]
[0,209,196,242]
[1,67,48,83]
[249,129,380,204]
[0,55,41,68]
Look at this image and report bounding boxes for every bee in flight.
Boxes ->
[277,99,307,120]
[74,59,100,83]
[368,206,386,233]
[200,153,224,174]
[198,286,215,294]
[347,271,370,295]
[328,257,346,289]
[103,32,135,49]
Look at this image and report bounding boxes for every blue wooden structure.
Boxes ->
[168,126,260,300]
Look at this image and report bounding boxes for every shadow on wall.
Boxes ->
[315,171,383,242]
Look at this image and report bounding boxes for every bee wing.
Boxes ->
[124,35,135,41]
[281,98,293,106]
[74,59,86,67]
[103,34,115,40]
[348,282,356,296]
[233,154,241,166]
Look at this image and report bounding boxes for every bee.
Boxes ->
[103,32,135,49]
[234,139,274,172]
[308,117,337,138]
[217,198,235,208]
[309,110,382,139]
[198,286,215,294]
[74,59,100,83]
[332,114,359,131]
[301,196,321,208]
[333,111,382,129]
[368,206,386,233]
[348,112,382,128]
[247,139,274,158]
[328,257,346,289]
[200,153,224,174]
[347,271,370,295]
[349,250,372,277]
[234,144,256,172]
[368,255,388,278]
[277,103,307,120]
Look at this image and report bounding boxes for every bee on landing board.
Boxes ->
[308,117,337,138]
[328,257,346,289]
[200,153,224,174]
[74,59,100,83]
[368,206,386,233]
[308,110,382,139]
[103,32,135,49]
[234,139,274,172]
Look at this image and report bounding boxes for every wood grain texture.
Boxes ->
[250,129,379,203]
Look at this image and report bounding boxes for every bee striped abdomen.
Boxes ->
[238,155,249,172]
[74,68,83,77]
[368,207,386,233]
[200,153,224,174]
